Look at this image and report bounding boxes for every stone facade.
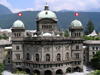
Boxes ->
[11,4,83,75]
[83,40,100,65]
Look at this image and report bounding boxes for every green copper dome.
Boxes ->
[13,20,24,27]
[37,10,57,18]
[37,4,57,19]
[70,19,82,27]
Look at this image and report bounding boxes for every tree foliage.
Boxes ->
[87,70,100,75]
[90,51,100,69]
[84,19,94,35]
[13,70,27,75]
[0,63,5,74]
[83,35,100,41]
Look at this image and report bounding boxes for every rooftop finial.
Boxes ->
[44,3,49,10]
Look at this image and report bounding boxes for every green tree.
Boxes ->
[84,19,94,35]
[87,70,100,75]
[0,73,2,75]
[0,63,5,74]
[13,70,27,75]
[2,34,8,39]
[90,51,100,69]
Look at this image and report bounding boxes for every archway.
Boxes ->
[66,67,71,73]
[25,68,30,74]
[16,67,22,71]
[45,70,52,75]
[74,67,80,72]
[34,70,40,75]
[56,69,63,75]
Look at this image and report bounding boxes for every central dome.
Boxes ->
[37,3,57,19]
[37,10,57,19]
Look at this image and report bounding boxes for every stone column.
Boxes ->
[52,71,56,75]
[40,71,44,75]
[41,45,44,62]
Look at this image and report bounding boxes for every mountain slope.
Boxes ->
[0,11,100,32]
[0,4,12,15]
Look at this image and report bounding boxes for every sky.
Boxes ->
[0,0,100,13]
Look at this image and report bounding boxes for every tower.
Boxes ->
[11,20,25,72]
[69,19,83,72]
[36,3,58,35]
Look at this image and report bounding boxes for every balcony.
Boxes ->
[23,37,71,41]
[71,58,81,61]
[24,59,72,64]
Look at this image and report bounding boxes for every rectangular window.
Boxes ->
[8,61,10,63]
[8,51,10,55]
[76,45,79,49]
[16,46,19,50]
[93,47,94,50]
[75,53,79,59]
[16,54,20,60]
[96,47,98,50]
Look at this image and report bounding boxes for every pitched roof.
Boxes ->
[88,30,97,36]
[0,39,11,45]
[84,40,100,44]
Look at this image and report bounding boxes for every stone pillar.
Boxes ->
[30,69,33,75]
[71,67,74,73]
[52,71,56,75]
[40,71,44,75]
[41,45,44,62]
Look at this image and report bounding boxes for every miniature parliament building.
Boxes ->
[11,4,83,75]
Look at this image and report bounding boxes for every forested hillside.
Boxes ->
[0,11,100,32]
[0,4,12,15]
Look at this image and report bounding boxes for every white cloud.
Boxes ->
[0,0,12,9]
[0,0,33,13]
[12,8,34,13]
[0,0,100,13]
[33,0,100,11]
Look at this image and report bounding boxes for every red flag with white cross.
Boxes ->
[18,13,22,17]
[75,12,79,16]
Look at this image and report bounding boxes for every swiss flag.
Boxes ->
[75,12,79,16]
[18,13,22,17]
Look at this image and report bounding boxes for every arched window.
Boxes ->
[79,33,80,36]
[75,33,76,36]
[19,33,20,37]
[17,33,19,37]
[57,53,61,61]
[14,33,16,37]
[36,54,39,61]
[77,33,78,36]
[26,53,30,60]
[66,53,69,59]
[93,52,95,55]
[46,54,50,62]
[76,45,79,49]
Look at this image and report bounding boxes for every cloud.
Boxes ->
[0,0,12,8]
[33,0,100,11]
[0,0,33,13]
[0,0,100,13]
[11,8,34,13]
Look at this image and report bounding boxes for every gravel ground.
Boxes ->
[2,65,94,75]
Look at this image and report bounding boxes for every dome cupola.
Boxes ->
[36,3,57,21]
[70,19,83,27]
[13,20,24,27]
